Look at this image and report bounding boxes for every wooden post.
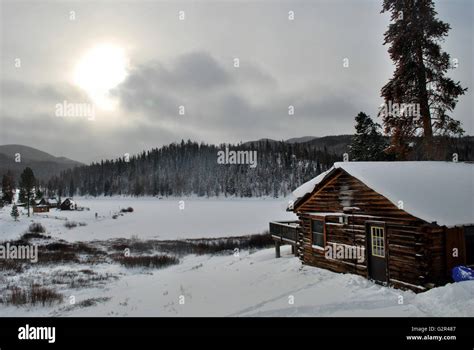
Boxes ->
[275,241,281,258]
[291,245,295,255]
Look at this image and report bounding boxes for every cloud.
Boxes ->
[112,51,363,139]
[0,51,381,162]
[172,52,231,89]
[112,51,278,116]
[1,80,89,103]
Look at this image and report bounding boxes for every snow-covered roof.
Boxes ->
[291,161,474,227]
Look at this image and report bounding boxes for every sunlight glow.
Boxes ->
[73,44,128,110]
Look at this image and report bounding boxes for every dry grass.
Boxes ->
[108,232,274,256]
[0,259,24,273]
[21,232,51,240]
[50,269,118,288]
[4,284,63,306]
[64,221,87,229]
[113,254,179,269]
[35,241,107,265]
[60,297,111,312]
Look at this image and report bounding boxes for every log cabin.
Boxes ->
[60,198,77,211]
[33,205,49,213]
[270,161,474,292]
[37,198,59,209]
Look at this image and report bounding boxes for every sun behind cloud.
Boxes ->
[73,44,128,110]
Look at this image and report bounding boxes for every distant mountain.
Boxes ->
[0,144,83,182]
[285,136,318,143]
[241,138,279,146]
[243,135,353,155]
[303,135,353,154]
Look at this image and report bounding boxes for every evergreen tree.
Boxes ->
[11,204,19,221]
[19,167,36,217]
[35,180,43,200]
[380,0,466,159]
[19,188,26,204]
[69,178,75,197]
[2,171,15,204]
[349,112,388,161]
[47,140,343,198]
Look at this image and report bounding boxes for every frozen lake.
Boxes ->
[1,197,297,241]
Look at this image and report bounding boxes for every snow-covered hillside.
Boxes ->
[1,246,473,317]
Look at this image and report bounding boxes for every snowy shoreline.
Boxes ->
[1,197,296,242]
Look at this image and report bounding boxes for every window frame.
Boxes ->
[370,226,386,258]
[310,216,326,250]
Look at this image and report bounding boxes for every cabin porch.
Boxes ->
[269,221,300,258]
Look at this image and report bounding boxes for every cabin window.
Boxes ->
[312,219,325,247]
[370,226,385,258]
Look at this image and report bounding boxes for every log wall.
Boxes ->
[294,168,449,292]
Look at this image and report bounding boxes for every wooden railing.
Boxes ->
[269,221,299,243]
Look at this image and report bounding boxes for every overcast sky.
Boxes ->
[0,0,472,163]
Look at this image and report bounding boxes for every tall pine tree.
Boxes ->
[380,0,466,159]
[19,167,36,217]
[2,171,15,204]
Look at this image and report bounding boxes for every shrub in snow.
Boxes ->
[28,223,45,234]
[0,257,24,273]
[6,284,63,306]
[64,221,77,229]
[114,255,179,269]
[64,221,86,229]
[247,232,274,249]
[120,207,134,213]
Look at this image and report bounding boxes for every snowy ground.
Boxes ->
[0,197,296,241]
[1,246,473,317]
[1,198,473,317]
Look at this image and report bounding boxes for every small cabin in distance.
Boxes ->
[270,161,474,292]
[37,198,59,209]
[60,198,77,211]
[33,205,49,213]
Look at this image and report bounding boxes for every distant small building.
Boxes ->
[60,198,77,211]
[48,198,59,208]
[33,205,49,213]
[38,197,59,209]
